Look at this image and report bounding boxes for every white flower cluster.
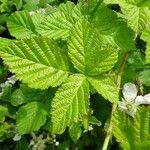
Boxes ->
[29,8,46,16]
[53,138,59,146]
[29,133,60,149]
[0,75,17,97]
[118,83,150,117]
[30,133,47,150]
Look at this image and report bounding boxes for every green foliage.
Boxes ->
[7,11,37,39]
[88,75,119,102]
[16,102,48,135]
[0,37,13,47]
[0,105,8,121]
[0,0,150,149]
[69,123,82,143]
[104,0,150,33]
[51,74,89,134]
[68,18,118,76]
[0,122,13,142]
[0,36,69,89]
[138,70,150,86]
[112,107,150,150]
[37,1,82,39]
[141,28,150,63]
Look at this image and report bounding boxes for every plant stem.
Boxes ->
[102,53,128,150]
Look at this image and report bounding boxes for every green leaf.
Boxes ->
[51,74,89,134]
[114,24,136,50]
[11,89,28,106]
[0,105,8,121]
[7,11,36,39]
[68,18,118,76]
[92,4,135,50]
[16,102,48,135]
[141,28,150,63]
[104,0,150,33]
[69,123,82,143]
[37,1,82,39]
[123,5,150,33]
[0,36,69,89]
[0,122,12,142]
[92,4,123,35]
[88,75,119,103]
[19,84,50,102]
[31,11,46,29]
[112,107,150,150]
[0,37,14,48]
[138,70,150,86]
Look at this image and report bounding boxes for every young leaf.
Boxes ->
[37,1,82,39]
[0,36,69,89]
[16,102,48,135]
[68,18,118,76]
[7,11,36,39]
[69,123,82,143]
[112,107,150,149]
[11,89,27,106]
[88,75,119,103]
[51,74,89,134]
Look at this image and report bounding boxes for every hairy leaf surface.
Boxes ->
[37,2,82,39]
[0,37,14,48]
[7,11,36,39]
[113,107,150,149]
[88,75,119,102]
[68,18,118,76]
[104,0,150,33]
[0,36,69,89]
[51,74,89,134]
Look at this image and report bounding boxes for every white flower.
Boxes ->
[13,134,21,141]
[55,141,59,146]
[118,83,150,117]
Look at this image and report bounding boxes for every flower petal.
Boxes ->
[143,94,150,104]
[118,101,127,111]
[13,134,21,141]
[135,95,144,105]
[122,83,137,101]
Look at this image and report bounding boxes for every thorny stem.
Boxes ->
[102,53,128,150]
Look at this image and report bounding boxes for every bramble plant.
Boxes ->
[0,0,150,149]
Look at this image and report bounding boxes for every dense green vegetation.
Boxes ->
[0,0,150,149]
